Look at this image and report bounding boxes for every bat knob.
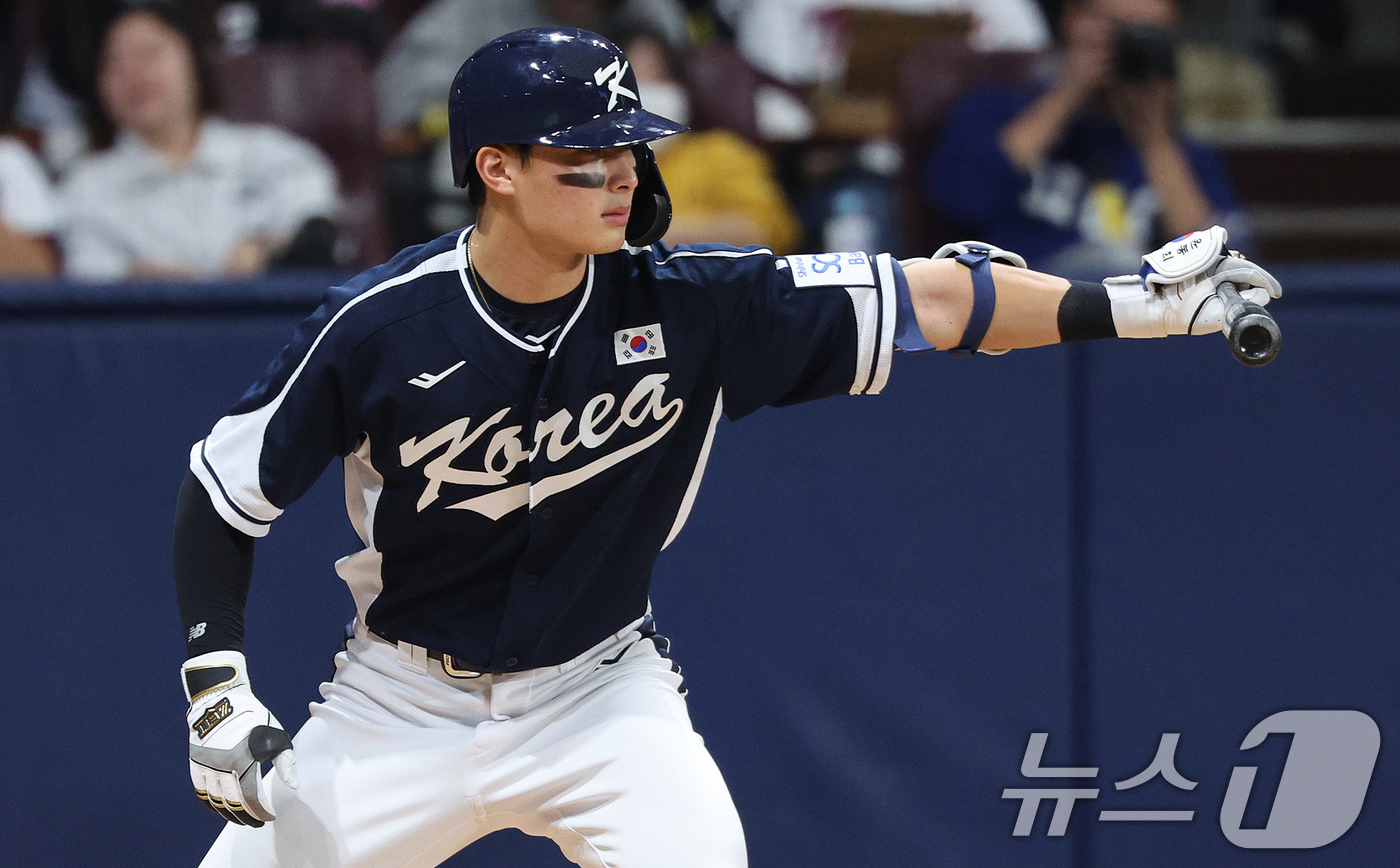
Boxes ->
[1217,281,1281,367]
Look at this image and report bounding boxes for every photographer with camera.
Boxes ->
[924,0,1243,280]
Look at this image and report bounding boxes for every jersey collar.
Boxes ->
[454,226,594,358]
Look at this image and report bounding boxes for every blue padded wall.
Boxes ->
[0,269,1394,866]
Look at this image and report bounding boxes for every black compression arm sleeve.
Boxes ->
[174,470,254,658]
[1057,280,1118,343]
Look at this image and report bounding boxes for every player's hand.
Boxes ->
[1105,225,1281,338]
[181,651,298,827]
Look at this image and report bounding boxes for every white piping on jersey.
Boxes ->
[662,388,723,550]
[524,325,562,345]
[193,246,460,536]
[845,285,879,396]
[870,252,897,394]
[548,258,594,359]
[842,253,898,396]
[652,247,773,264]
[454,226,595,358]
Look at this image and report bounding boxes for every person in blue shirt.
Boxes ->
[925,0,1245,281]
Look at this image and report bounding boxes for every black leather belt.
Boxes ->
[370,628,484,678]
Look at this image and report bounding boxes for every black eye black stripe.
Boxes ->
[557,172,606,189]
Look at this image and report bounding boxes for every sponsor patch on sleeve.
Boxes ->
[782,252,875,288]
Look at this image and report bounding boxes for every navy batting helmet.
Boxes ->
[449,27,689,247]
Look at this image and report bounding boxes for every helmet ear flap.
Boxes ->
[453,148,473,190]
[626,144,672,247]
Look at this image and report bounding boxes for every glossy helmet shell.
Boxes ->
[448,27,688,246]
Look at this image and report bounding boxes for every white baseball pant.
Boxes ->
[196,615,746,868]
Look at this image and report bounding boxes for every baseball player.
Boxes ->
[174,27,1281,868]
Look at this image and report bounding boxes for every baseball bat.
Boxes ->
[1216,280,1281,367]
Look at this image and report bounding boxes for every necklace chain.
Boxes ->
[465,228,494,314]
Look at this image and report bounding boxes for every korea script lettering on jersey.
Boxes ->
[190,231,899,670]
[400,371,682,519]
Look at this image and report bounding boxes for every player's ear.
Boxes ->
[476,146,517,197]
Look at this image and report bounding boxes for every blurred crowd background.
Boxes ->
[1,0,1396,284]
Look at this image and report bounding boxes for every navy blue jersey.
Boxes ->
[191,229,899,670]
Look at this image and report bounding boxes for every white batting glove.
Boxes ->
[181,651,298,827]
[1105,225,1282,338]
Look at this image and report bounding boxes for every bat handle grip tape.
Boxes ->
[1216,280,1281,367]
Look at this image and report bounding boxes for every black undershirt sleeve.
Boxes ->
[174,469,254,658]
[1057,279,1119,343]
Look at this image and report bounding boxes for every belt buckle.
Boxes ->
[440,654,483,679]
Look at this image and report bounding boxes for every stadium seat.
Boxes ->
[896,39,1053,257]
[684,41,765,143]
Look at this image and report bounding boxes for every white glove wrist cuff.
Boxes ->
[181,650,249,703]
[1105,278,1167,339]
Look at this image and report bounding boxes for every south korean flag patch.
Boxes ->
[615,324,666,365]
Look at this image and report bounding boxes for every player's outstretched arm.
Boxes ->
[900,226,1281,354]
[174,472,298,826]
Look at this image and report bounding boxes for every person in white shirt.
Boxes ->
[0,135,59,277]
[722,0,1051,87]
[59,2,338,281]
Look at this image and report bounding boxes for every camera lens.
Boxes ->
[1115,23,1177,81]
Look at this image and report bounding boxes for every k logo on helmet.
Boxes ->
[593,59,638,111]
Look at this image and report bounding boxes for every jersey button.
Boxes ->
[526,573,540,587]
[537,397,549,412]
[540,506,554,520]
[505,656,519,668]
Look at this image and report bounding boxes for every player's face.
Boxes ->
[99,11,201,142]
[507,146,639,255]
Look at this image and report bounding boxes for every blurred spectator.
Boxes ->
[0,135,59,277]
[720,0,1051,88]
[375,0,690,136]
[4,0,122,175]
[0,0,60,277]
[923,0,1242,279]
[58,3,339,281]
[207,0,387,59]
[623,28,804,252]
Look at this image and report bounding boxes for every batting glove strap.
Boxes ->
[181,651,298,827]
